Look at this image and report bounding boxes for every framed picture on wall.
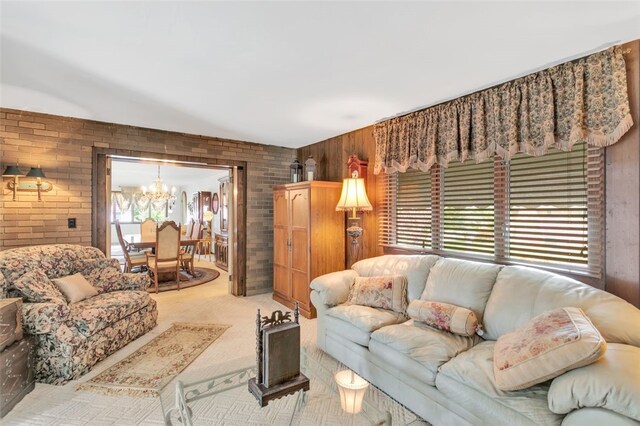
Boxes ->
[212,192,220,214]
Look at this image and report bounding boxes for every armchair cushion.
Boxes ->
[548,343,640,421]
[22,302,70,334]
[310,270,359,306]
[52,273,99,304]
[68,290,152,337]
[13,268,67,305]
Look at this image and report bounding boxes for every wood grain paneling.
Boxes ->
[297,126,382,268]
[606,40,640,307]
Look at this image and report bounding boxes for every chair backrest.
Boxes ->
[190,220,202,240]
[115,220,132,262]
[185,219,195,239]
[156,221,181,261]
[140,218,156,242]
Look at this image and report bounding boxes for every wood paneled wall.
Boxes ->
[298,40,640,307]
[605,40,640,307]
[297,126,382,267]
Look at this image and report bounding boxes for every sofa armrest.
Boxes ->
[309,270,358,306]
[121,273,151,291]
[549,343,640,422]
[22,302,70,334]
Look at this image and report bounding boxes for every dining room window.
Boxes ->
[111,191,168,224]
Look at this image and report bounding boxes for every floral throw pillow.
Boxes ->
[348,275,407,313]
[12,268,67,305]
[407,300,480,337]
[493,307,606,391]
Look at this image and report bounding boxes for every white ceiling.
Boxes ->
[110,160,228,189]
[1,2,639,148]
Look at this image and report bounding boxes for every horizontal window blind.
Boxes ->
[508,143,589,268]
[443,160,495,256]
[377,142,604,278]
[396,170,432,248]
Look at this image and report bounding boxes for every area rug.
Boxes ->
[76,322,230,397]
[150,267,221,292]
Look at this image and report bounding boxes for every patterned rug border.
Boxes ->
[76,322,231,398]
[150,267,221,293]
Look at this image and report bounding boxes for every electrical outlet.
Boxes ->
[68,218,76,229]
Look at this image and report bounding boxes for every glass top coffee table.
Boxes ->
[159,346,426,425]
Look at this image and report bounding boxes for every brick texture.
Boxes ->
[0,108,295,295]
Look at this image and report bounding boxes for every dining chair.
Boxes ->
[146,221,181,293]
[184,219,195,240]
[140,218,156,243]
[180,221,202,275]
[115,220,147,273]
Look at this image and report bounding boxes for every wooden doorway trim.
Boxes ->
[92,147,248,297]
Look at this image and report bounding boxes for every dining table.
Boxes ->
[129,238,201,282]
[129,238,200,251]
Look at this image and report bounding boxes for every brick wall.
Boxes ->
[0,108,295,295]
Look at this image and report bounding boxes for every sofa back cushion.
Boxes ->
[421,258,501,322]
[351,255,440,302]
[0,244,105,296]
[483,266,640,346]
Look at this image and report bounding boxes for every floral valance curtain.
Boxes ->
[374,46,633,174]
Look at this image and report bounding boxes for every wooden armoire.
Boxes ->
[273,181,345,318]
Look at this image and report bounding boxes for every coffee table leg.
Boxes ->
[164,380,193,426]
[288,389,308,426]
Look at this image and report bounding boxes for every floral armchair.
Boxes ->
[0,244,158,384]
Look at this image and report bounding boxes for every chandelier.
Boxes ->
[140,165,176,209]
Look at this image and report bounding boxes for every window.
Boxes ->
[380,142,604,278]
[110,192,168,223]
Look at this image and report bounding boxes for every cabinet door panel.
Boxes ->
[291,269,309,306]
[274,227,289,267]
[290,229,308,272]
[273,264,289,297]
[273,190,288,228]
[289,189,309,229]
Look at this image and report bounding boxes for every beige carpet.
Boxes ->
[77,323,230,397]
[3,259,426,425]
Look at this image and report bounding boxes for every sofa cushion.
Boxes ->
[494,307,606,391]
[348,275,408,313]
[407,300,480,337]
[548,343,640,421]
[437,341,563,426]
[483,265,640,346]
[351,255,440,302]
[53,273,100,304]
[68,290,151,337]
[12,269,67,305]
[325,304,407,346]
[369,320,480,386]
[420,258,501,322]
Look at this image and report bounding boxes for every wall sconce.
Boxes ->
[3,165,52,201]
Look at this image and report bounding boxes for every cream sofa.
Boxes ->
[310,255,640,426]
